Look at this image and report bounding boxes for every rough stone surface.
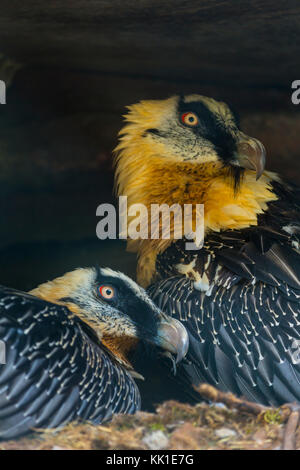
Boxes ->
[0,1,300,88]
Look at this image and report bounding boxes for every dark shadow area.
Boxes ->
[0,1,299,287]
[0,239,136,291]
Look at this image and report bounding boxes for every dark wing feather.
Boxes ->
[0,287,140,440]
[148,180,300,406]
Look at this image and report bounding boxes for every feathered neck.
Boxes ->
[114,115,278,287]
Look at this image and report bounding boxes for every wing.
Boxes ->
[149,180,300,406]
[0,286,140,440]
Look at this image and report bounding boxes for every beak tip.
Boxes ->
[234,135,266,179]
[157,317,189,364]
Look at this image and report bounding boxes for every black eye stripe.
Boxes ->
[178,98,238,161]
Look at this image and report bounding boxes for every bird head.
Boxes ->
[114,95,276,287]
[115,94,265,190]
[30,267,189,372]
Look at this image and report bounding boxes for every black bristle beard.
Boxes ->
[227,165,245,194]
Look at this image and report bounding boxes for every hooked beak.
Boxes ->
[154,316,189,364]
[231,132,266,180]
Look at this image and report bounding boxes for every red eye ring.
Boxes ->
[98,285,115,300]
[181,112,199,127]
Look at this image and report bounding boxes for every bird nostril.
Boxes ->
[237,142,253,156]
[237,140,264,160]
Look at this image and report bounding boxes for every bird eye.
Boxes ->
[98,285,115,300]
[181,112,199,127]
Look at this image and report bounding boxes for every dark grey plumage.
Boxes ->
[148,181,300,406]
[0,267,188,440]
[0,286,140,440]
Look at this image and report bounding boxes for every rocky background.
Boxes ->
[0,1,299,287]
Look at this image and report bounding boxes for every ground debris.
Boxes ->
[142,430,169,450]
[215,427,237,439]
[1,386,300,450]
